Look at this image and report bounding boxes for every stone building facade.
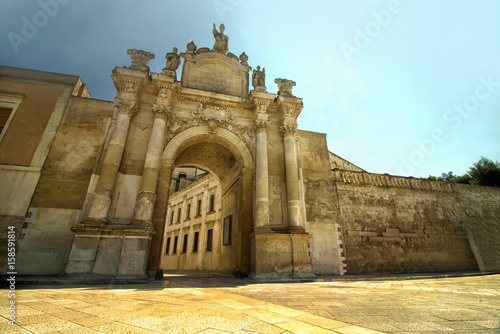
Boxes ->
[1,26,499,279]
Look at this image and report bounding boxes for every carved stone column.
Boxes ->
[281,122,305,233]
[134,103,169,224]
[254,115,271,232]
[87,99,137,222]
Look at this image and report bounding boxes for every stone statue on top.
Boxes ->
[212,23,228,54]
[252,66,266,89]
[165,47,181,71]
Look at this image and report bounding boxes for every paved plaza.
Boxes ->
[1,273,499,333]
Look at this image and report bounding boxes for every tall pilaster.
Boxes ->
[253,104,271,232]
[87,99,137,222]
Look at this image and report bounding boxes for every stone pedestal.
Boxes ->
[291,233,315,279]
[65,223,154,278]
[250,232,315,280]
[250,232,292,279]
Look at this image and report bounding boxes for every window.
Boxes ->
[173,236,178,254]
[206,229,213,252]
[193,231,199,253]
[177,208,181,223]
[170,210,174,225]
[0,95,23,143]
[186,204,191,220]
[209,194,215,212]
[165,237,171,254]
[196,199,202,217]
[0,107,13,135]
[182,234,188,253]
[223,215,232,246]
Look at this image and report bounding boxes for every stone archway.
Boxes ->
[146,126,254,276]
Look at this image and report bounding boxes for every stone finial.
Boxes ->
[275,78,296,97]
[127,49,155,72]
[187,41,197,54]
[252,66,266,91]
[239,52,249,66]
[212,23,228,53]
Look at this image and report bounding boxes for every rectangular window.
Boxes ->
[209,194,215,212]
[0,107,13,135]
[165,237,171,254]
[177,208,182,222]
[223,215,232,246]
[173,236,178,254]
[193,231,199,253]
[170,211,174,225]
[206,229,213,252]
[182,234,188,253]
[186,204,191,220]
[0,95,23,143]
[196,199,202,217]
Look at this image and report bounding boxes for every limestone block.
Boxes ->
[91,237,123,275]
[250,233,293,279]
[111,173,142,219]
[16,207,77,275]
[309,221,339,275]
[65,260,93,274]
[290,234,314,278]
[0,169,40,216]
[67,236,100,262]
[117,237,150,276]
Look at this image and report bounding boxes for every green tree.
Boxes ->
[467,157,500,187]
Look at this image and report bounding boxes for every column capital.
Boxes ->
[115,98,138,118]
[254,119,270,134]
[280,122,298,138]
[152,103,170,121]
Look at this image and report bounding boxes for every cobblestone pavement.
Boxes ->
[0,273,498,333]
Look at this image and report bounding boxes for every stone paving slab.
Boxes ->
[1,272,499,333]
[1,280,381,333]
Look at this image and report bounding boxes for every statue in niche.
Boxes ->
[212,23,228,53]
[165,47,181,71]
[252,66,266,88]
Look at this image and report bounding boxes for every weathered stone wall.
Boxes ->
[17,97,112,274]
[457,184,500,271]
[299,130,343,274]
[322,170,499,275]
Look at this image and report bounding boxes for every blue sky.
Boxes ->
[1,0,499,177]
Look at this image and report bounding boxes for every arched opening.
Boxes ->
[148,127,254,275]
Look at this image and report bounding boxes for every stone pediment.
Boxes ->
[181,50,252,98]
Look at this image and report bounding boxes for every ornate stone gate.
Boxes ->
[65,25,315,279]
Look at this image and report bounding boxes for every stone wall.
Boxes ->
[457,184,500,271]
[17,97,112,274]
[328,169,500,275]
